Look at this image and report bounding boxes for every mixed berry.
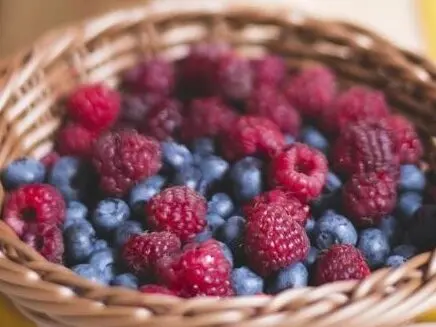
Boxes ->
[1,43,432,298]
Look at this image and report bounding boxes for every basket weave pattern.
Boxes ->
[2,1,436,326]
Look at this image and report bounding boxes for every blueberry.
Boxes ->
[305,217,316,240]
[399,165,426,193]
[218,241,234,268]
[49,156,93,201]
[173,165,205,193]
[267,263,308,294]
[161,142,193,172]
[385,255,406,268]
[300,126,329,153]
[378,215,402,245]
[409,205,436,250]
[93,239,109,252]
[92,199,130,234]
[198,155,229,182]
[303,247,319,268]
[314,211,357,250]
[284,135,295,145]
[113,221,144,248]
[392,244,417,259]
[207,213,226,233]
[215,216,245,254]
[2,158,45,189]
[358,228,390,269]
[89,249,116,284]
[208,193,234,219]
[193,229,213,243]
[64,222,96,264]
[231,267,263,296]
[129,175,165,214]
[396,192,422,225]
[229,157,264,202]
[191,138,215,157]
[111,273,139,289]
[324,172,342,193]
[72,264,106,284]
[63,201,88,230]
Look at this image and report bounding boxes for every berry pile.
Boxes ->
[2,43,432,298]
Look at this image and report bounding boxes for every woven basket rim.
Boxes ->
[1,1,436,326]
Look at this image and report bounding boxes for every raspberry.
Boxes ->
[40,151,59,169]
[181,97,237,141]
[246,84,301,135]
[120,93,163,126]
[244,205,309,277]
[385,115,423,164]
[23,223,64,263]
[250,55,286,87]
[92,130,161,196]
[216,54,253,101]
[343,171,397,226]
[123,58,175,95]
[146,186,207,242]
[220,116,285,161]
[140,285,177,296]
[3,184,65,237]
[269,143,328,201]
[67,84,120,132]
[57,123,96,158]
[315,244,370,285]
[140,99,183,141]
[156,240,233,297]
[122,232,181,278]
[244,189,310,226]
[331,120,399,177]
[322,86,390,134]
[283,66,336,119]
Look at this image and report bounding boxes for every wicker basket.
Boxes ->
[1,1,436,326]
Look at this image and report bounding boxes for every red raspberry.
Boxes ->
[92,130,161,196]
[343,171,397,226]
[122,232,181,278]
[67,84,120,132]
[57,123,96,158]
[220,116,285,161]
[123,58,175,95]
[146,186,207,242]
[246,84,301,135]
[322,86,390,134]
[3,184,65,238]
[315,244,370,285]
[140,99,183,141]
[250,55,286,87]
[269,143,328,201]
[283,66,336,119]
[23,224,64,263]
[40,151,59,169]
[156,240,233,297]
[331,120,399,177]
[244,205,309,277]
[385,115,423,164]
[139,285,177,296]
[244,189,310,226]
[216,54,253,101]
[181,97,237,141]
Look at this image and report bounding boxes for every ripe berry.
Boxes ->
[64,222,96,264]
[72,264,106,285]
[270,143,328,202]
[40,152,59,169]
[399,165,425,192]
[250,55,286,87]
[267,262,308,294]
[300,126,329,154]
[385,255,406,268]
[216,54,253,101]
[244,205,309,277]
[229,157,264,202]
[2,158,45,190]
[57,123,96,158]
[208,193,234,219]
[220,116,285,161]
[63,201,88,230]
[122,232,181,278]
[357,228,390,269]
[161,142,193,172]
[343,171,397,226]
[315,244,370,285]
[111,273,139,289]
[67,84,120,132]
[396,192,422,225]
[92,130,161,196]
[146,186,207,242]
[120,93,162,126]
[23,223,64,263]
[231,266,264,296]
[214,215,245,255]
[92,198,130,234]
[113,221,143,248]
[89,249,116,284]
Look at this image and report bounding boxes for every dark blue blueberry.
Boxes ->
[324,172,342,193]
[207,193,234,219]
[409,205,436,250]
[396,192,422,225]
[193,229,213,243]
[93,239,109,252]
[229,157,264,202]
[207,213,226,233]
[198,155,229,182]
[64,222,96,264]
[357,228,390,269]
[284,135,295,145]
[191,137,215,157]
[89,249,116,284]
[113,221,144,248]
[111,273,139,289]
[72,264,106,284]
[231,267,264,296]
[267,263,308,294]
[92,199,130,234]
[385,255,406,268]
[303,247,319,268]
[378,215,402,246]
[314,211,357,250]
[161,142,193,172]
[2,158,45,190]
[49,156,93,202]
[300,126,329,153]
[63,201,88,230]
[305,217,316,240]
[392,244,417,259]
[399,165,426,193]
[218,241,234,268]
[129,175,165,214]
[214,216,245,254]
[173,165,206,194]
